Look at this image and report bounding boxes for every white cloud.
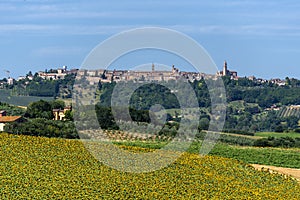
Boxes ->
[170,24,300,37]
[25,11,109,19]
[1,22,300,38]
[0,24,59,32]
[32,46,86,57]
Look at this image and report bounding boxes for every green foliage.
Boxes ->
[198,118,209,131]
[99,82,181,110]
[25,100,53,119]
[94,105,119,130]
[64,110,73,121]
[195,132,256,146]
[255,131,300,138]
[5,118,78,139]
[97,78,300,133]
[50,99,65,110]
[208,143,300,168]
[0,90,53,106]
[254,137,300,148]
[113,139,300,169]
[222,129,254,136]
[8,73,76,98]
[26,80,57,97]
[0,101,26,116]
[3,74,300,137]
[25,100,66,119]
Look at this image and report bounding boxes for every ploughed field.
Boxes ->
[0,133,299,199]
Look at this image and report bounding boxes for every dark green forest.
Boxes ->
[2,75,300,137]
[5,73,75,98]
[97,76,300,133]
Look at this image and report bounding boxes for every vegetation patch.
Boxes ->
[0,134,299,199]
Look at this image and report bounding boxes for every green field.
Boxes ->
[210,144,300,168]
[114,140,300,169]
[0,133,299,199]
[0,89,53,106]
[255,132,300,138]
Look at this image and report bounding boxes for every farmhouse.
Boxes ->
[53,106,72,121]
[0,110,22,132]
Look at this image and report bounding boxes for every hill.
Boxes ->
[0,133,299,199]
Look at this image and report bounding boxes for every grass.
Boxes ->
[0,89,54,106]
[113,140,300,169]
[255,131,300,138]
[86,130,300,168]
[209,143,300,169]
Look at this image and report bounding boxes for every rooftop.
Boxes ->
[0,116,22,123]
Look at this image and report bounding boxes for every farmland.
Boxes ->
[255,131,300,138]
[209,144,300,168]
[0,90,53,106]
[115,140,300,169]
[0,133,299,199]
[278,106,300,118]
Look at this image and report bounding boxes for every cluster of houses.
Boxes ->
[37,66,78,80]
[77,64,205,85]
[33,61,284,86]
[0,61,290,87]
[0,66,78,87]
[77,62,238,85]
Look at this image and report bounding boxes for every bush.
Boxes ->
[4,119,79,139]
[294,128,300,133]
[195,132,255,146]
[275,125,285,133]
[254,136,300,148]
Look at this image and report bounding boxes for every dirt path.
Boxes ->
[251,164,300,182]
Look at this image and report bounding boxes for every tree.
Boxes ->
[275,125,284,133]
[285,116,299,129]
[285,77,291,86]
[26,71,33,77]
[50,100,65,110]
[64,110,73,121]
[25,100,53,119]
[199,118,209,131]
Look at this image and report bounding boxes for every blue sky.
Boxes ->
[0,0,300,79]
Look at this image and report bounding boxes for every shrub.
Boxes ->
[254,136,300,148]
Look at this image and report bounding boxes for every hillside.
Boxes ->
[0,133,299,199]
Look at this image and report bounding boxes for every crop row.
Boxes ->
[0,133,299,199]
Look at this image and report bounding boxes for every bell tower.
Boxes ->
[223,61,228,76]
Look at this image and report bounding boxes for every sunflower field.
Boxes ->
[0,133,299,199]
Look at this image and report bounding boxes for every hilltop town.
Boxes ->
[0,61,287,87]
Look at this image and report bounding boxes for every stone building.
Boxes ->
[217,61,238,79]
[53,106,72,121]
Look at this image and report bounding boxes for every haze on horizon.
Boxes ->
[0,0,300,79]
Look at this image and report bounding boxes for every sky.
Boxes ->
[0,0,300,79]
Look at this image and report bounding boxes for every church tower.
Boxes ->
[223,61,228,76]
